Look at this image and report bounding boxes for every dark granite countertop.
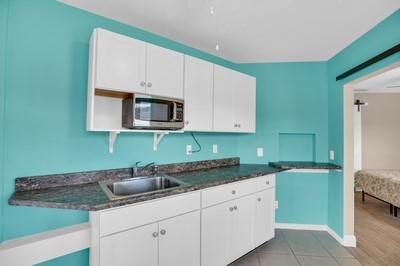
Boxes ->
[8,158,341,211]
[9,159,283,211]
[269,161,342,170]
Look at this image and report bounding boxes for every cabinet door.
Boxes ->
[184,56,214,131]
[201,201,232,266]
[213,65,235,132]
[228,194,256,263]
[95,29,146,93]
[159,211,200,266]
[234,74,256,133]
[146,44,184,99]
[100,222,158,266]
[254,188,275,247]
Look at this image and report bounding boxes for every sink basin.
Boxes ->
[99,175,188,200]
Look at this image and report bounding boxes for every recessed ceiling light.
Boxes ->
[215,44,220,51]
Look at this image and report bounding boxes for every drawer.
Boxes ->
[256,174,275,191]
[99,191,200,236]
[202,179,258,208]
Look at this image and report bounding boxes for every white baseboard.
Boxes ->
[343,235,357,247]
[275,223,357,247]
[275,223,326,231]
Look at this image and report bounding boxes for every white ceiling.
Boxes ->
[61,0,400,63]
[354,66,400,93]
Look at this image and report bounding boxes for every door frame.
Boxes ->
[342,61,400,244]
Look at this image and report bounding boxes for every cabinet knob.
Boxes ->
[140,81,146,87]
[152,232,159,238]
[160,229,166,235]
[266,181,270,185]
[229,207,234,212]
[233,206,238,210]
[147,82,152,88]
[238,124,241,128]
[231,190,236,195]
[185,121,189,125]
[257,198,262,202]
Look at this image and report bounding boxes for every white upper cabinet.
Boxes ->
[213,65,256,133]
[94,29,146,93]
[234,72,256,133]
[213,65,235,132]
[146,44,184,99]
[87,29,256,133]
[184,56,214,131]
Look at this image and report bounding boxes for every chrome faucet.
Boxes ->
[133,161,158,176]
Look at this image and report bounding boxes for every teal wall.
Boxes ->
[0,0,9,243]
[326,9,400,236]
[236,62,329,225]
[1,1,242,265]
[2,0,399,264]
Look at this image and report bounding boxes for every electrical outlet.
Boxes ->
[257,147,264,157]
[213,144,218,154]
[186,145,192,155]
[275,201,279,209]
[329,150,335,160]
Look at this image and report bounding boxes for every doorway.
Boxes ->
[343,61,400,264]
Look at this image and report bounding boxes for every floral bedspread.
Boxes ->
[355,170,400,207]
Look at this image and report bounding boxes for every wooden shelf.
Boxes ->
[95,88,132,99]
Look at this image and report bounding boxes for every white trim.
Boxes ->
[343,234,357,247]
[0,223,90,266]
[284,169,330,174]
[275,223,357,247]
[275,223,326,231]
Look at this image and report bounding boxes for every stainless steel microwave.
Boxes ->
[122,94,184,130]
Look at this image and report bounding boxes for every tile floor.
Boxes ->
[229,229,362,266]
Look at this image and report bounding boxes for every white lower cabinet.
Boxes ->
[254,188,275,247]
[201,194,257,266]
[99,211,199,266]
[228,195,256,263]
[100,222,158,266]
[201,200,231,266]
[92,175,275,266]
[159,211,200,266]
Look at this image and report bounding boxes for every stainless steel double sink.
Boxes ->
[99,175,188,200]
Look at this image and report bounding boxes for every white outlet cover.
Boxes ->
[329,150,335,160]
[186,144,192,155]
[257,147,264,157]
[213,144,218,154]
[275,201,279,209]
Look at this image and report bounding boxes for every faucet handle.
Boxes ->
[134,161,141,167]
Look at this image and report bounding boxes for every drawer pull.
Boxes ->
[152,232,159,238]
[160,229,166,235]
[266,181,270,185]
[257,198,262,202]
[233,206,237,210]
[231,190,236,195]
[229,207,234,212]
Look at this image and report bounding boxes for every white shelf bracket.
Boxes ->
[109,131,120,153]
[153,132,168,151]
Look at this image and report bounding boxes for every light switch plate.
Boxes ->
[329,150,335,160]
[213,144,218,154]
[257,147,264,157]
[275,201,279,209]
[186,145,192,155]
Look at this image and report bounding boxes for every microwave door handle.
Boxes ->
[172,102,177,121]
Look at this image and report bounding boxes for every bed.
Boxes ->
[355,169,400,216]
